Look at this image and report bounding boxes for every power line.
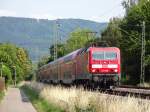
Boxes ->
[97,3,123,18]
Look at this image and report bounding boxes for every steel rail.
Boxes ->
[100,86,150,99]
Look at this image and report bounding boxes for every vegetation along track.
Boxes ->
[38,82,150,100]
[101,86,150,100]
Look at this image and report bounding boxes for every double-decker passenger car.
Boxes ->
[38,47,121,87]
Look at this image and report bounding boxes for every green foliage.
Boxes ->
[120,0,150,83]
[49,44,66,61]
[2,64,12,84]
[0,43,32,84]
[38,56,50,68]
[0,91,4,102]
[101,18,122,47]
[64,28,95,54]
[47,28,96,63]
[101,0,150,84]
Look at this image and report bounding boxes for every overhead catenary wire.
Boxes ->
[97,3,124,19]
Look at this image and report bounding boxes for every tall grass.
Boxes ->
[137,83,150,87]
[28,82,150,112]
[0,91,4,102]
[21,85,64,112]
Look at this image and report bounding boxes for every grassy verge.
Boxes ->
[0,91,4,102]
[21,85,64,112]
[31,82,150,112]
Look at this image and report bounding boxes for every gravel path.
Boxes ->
[0,88,37,112]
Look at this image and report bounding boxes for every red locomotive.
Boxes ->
[38,47,121,87]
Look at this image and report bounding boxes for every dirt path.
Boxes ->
[0,88,37,112]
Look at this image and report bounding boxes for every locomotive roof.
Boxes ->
[89,46,119,49]
[39,48,83,70]
[49,48,82,64]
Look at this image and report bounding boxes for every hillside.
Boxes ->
[0,17,107,62]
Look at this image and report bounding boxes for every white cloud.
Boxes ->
[90,16,105,22]
[31,13,62,20]
[0,10,17,17]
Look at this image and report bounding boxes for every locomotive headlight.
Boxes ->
[92,69,96,72]
[114,69,118,72]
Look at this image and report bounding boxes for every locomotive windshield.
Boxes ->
[92,51,117,60]
[105,52,117,60]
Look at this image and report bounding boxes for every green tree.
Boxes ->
[101,18,122,47]
[49,43,65,61]
[119,0,150,83]
[100,0,150,84]
[0,43,32,84]
[16,48,32,79]
[38,55,50,68]
[2,64,12,84]
[47,28,96,63]
[64,28,95,54]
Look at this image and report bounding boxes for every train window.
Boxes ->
[92,52,104,60]
[80,48,89,55]
[92,51,117,60]
[105,52,117,60]
[79,49,85,55]
[85,48,90,52]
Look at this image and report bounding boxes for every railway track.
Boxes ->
[60,84,150,99]
[101,85,150,99]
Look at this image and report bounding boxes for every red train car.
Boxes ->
[38,47,121,87]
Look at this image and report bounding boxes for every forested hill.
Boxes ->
[0,16,107,62]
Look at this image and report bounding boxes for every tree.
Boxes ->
[100,0,150,84]
[119,0,150,83]
[1,64,12,84]
[101,18,122,47]
[0,43,32,84]
[16,48,32,79]
[47,28,96,63]
[38,55,50,68]
[49,43,65,62]
[64,28,95,54]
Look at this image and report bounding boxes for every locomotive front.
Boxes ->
[88,47,121,86]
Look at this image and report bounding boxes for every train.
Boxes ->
[37,46,121,88]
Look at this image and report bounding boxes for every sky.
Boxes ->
[0,0,125,22]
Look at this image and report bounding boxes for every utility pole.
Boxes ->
[13,66,16,87]
[0,62,3,77]
[53,20,60,83]
[140,21,145,84]
[129,0,138,7]
[53,20,60,61]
